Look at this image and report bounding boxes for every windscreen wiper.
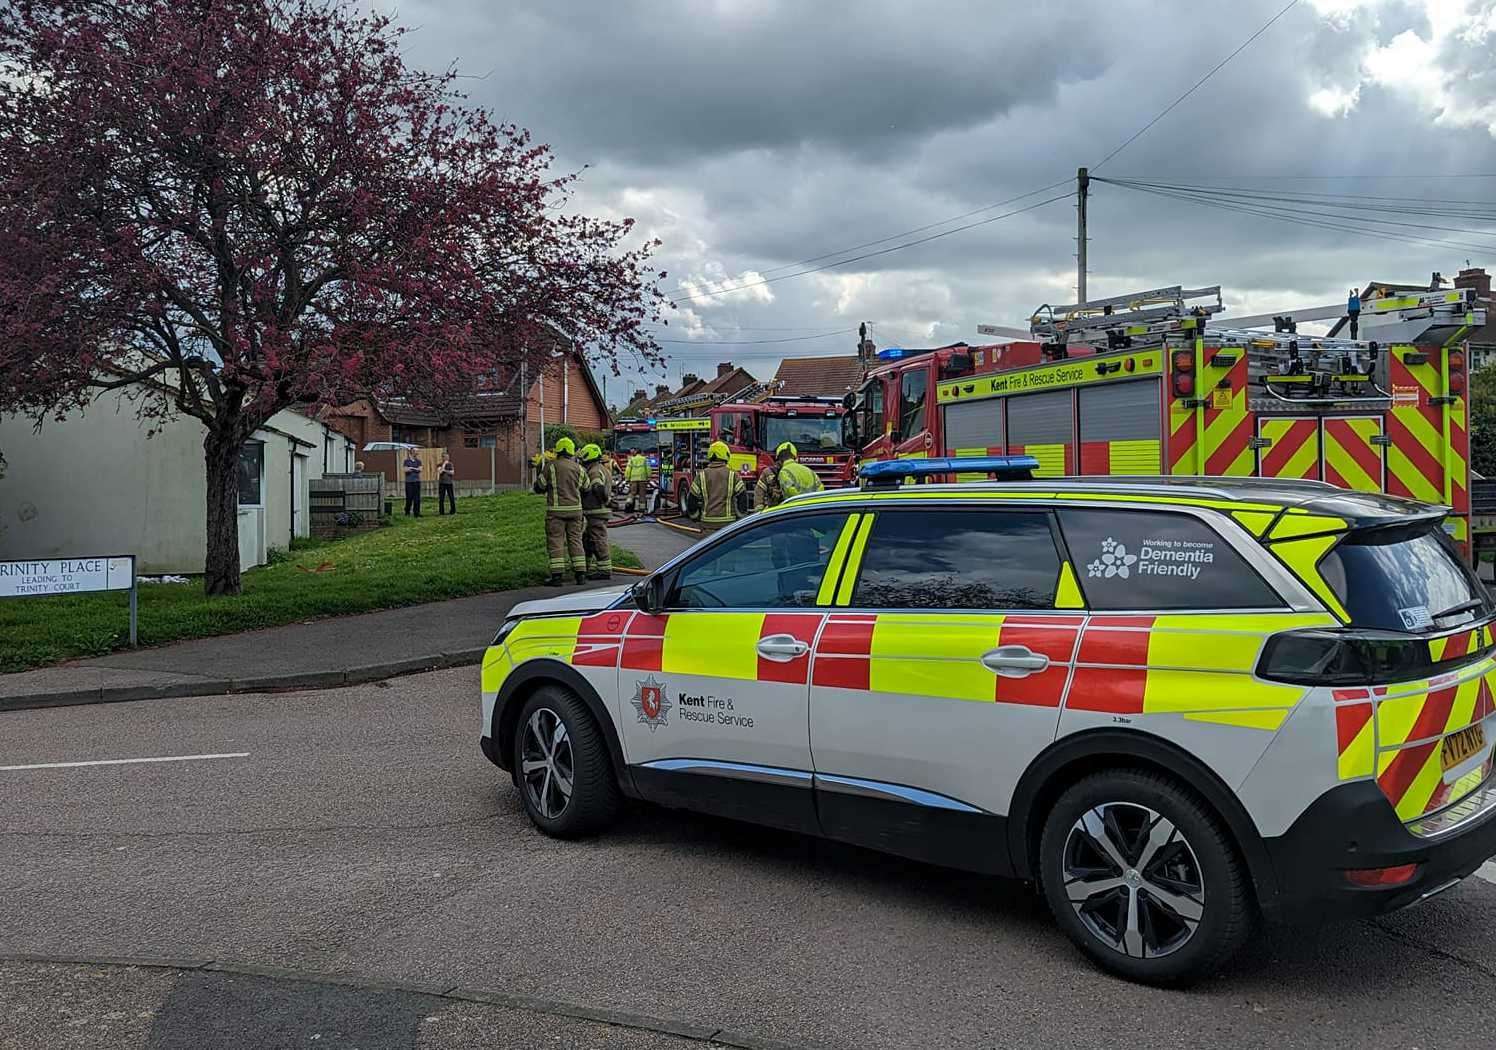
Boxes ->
[1432,598,1485,621]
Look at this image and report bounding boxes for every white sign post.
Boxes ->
[0,555,138,646]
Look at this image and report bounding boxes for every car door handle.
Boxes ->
[756,634,810,662]
[980,645,1050,677]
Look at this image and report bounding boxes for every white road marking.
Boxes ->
[0,752,249,772]
[1476,861,1496,885]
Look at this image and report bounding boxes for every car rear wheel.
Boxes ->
[1038,769,1253,986]
[512,686,620,838]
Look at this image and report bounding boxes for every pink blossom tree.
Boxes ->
[0,0,663,594]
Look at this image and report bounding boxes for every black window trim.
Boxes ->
[838,505,1070,614]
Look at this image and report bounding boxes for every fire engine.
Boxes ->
[704,396,854,492]
[609,418,662,475]
[843,283,1486,551]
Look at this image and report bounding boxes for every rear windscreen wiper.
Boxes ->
[1432,598,1485,621]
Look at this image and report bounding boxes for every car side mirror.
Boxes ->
[633,575,665,615]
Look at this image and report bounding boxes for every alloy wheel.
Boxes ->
[1061,802,1205,959]
[520,707,574,820]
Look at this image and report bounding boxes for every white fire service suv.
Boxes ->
[479,457,1496,985]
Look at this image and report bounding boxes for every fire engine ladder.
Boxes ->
[1028,284,1485,407]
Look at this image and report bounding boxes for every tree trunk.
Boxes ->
[203,429,244,596]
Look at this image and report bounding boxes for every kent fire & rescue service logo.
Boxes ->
[631,676,672,731]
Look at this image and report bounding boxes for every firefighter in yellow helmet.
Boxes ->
[533,436,586,585]
[774,442,823,500]
[686,440,745,533]
[624,448,651,512]
[579,443,613,579]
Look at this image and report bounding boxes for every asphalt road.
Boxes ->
[5,670,1496,1049]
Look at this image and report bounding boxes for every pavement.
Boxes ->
[0,521,696,712]
[6,669,1496,1049]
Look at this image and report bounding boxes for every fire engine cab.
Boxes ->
[844,283,1486,552]
[705,396,854,494]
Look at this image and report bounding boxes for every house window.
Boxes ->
[238,441,264,506]
[392,426,422,445]
[464,433,498,448]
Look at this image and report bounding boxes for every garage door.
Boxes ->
[1006,390,1073,477]
[1078,380,1162,475]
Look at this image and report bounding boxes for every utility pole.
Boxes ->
[1076,166,1089,306]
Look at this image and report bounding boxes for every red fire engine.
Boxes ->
[844,283,1486,550]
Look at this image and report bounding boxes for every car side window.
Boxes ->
[849,509,1060,609]
[1057,508,1284,611]
[669,512,852,610]
[899,370,927,441]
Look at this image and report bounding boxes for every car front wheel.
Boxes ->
[1038,769,1253,986]
[512,686,620,838]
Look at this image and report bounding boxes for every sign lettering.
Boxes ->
[937,352,1162,404]
[0,556,135,598]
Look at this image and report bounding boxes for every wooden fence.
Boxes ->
[309,474,384,537]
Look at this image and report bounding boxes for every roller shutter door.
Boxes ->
[1006,390,1073,477]
[1078,379,1162,474]
[942,399,1004,456]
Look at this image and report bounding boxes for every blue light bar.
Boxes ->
[876,346,916,361]
[858,455,1040,487]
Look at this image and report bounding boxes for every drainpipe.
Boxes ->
[288,436,296,543]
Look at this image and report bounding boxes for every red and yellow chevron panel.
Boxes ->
[1257,417,1321,480]
[1168,350,1251,476]
[1386,348,1468,511]
[1322,417,1384,492]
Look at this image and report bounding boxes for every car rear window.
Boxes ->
[1318,524,1491,632]
[1057,508,1284,611]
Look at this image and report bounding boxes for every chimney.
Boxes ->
[654,383,670,397]
[631,388,647,403]
[717,361,734,377]
[1456,266,1492,300]
[682,373,699,387]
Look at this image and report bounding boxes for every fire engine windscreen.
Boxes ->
[762,416,845,452]
[614,432,658,454]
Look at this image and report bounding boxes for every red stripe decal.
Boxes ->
[1079,441,1109,475]
[1066,666,1147,714]
[812,617,875,689]
[995,622,1078,707]
[1077,617,1155,666]
[572,611,633,667]
[757,613,822,685]
[621,613,668,672]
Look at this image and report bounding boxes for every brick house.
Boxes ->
[325,347,609,491]
[770,354,865,399]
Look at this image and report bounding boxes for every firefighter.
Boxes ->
[774,442,824,499]
[625,449,650,512]
[754,460,784,511]
[579,443,613,580]
[533,437,586,586]
[686,440,745,532]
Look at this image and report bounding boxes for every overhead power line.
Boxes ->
[668,191,1074,307]
[1108,172,1496,181]
[1093,0,1301,172]
[670,179,1073,295]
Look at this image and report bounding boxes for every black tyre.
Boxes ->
[1038,769,1254,986]
[512,686,621,838]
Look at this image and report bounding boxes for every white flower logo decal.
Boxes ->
[1087,537,1138,579]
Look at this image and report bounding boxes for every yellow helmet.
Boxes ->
[775,441,798,460]
[708,440,731,462]
[580,443,602,463]
[554,436,576,456]
[529,452,544,467]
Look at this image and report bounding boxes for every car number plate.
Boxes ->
[1441,722,1487,773]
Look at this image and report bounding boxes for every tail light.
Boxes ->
[1344,864,1419,888]
[1171,351,1195,398]
[1257,628,1454,685]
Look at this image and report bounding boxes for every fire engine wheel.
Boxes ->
[1038,769,1253,987]
[513,686,621,839]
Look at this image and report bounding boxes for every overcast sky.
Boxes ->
[389,0,1496,404]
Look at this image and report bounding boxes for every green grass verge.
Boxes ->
[0,493,640,673]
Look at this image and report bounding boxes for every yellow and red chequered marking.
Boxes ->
[1066,614,1319,727]
[1322,418,1384,492]
[808,612,1080,707]
[1079,440,1162,475]
[1258,418,1321,480]
[1009,443,1071,478]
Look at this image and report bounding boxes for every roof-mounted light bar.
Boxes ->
[858,455,1040,488]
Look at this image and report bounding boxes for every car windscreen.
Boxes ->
[762,415,845,452]
[614,432,658,454]
[1317,523,1492,632]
